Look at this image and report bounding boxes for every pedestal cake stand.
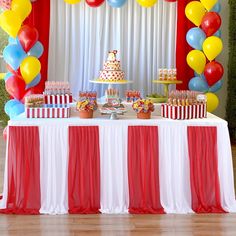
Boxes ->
[152,80,183,101]
[89,80,133,89]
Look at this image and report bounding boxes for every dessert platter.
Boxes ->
[25,82,72,118]
[100,88,127,120]
[161,90,207,120]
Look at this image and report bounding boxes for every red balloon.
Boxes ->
[18,25,39,52]
[86,0,105,7]
[5,75,26,100]
[6,64,21,77]
[204,61,224,86]
[201,12,221,37]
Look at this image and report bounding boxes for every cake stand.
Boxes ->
[100,107,127,120]
[152,80,183,101]
[89,80,133,89]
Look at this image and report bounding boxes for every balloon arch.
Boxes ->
[0,0,223,118]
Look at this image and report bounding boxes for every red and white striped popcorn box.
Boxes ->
[26,107,71,119]
[44,94,73,105]
[161,104,207,120]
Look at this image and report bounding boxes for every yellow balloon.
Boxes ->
[64,0,81,4]
[185,1,206,27]
[200,0,218,11]
[0,10,22,38]
[0,73,6,80]
[20,56,41,84]
[203,36,223,61]
[206,92,219,113]
[136,0,157,8]
[11,0,32,21]
[187,50,206,75]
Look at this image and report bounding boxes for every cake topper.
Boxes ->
[107,50,118,61]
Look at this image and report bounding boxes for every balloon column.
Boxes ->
[0,0,44,119]
[185,0,223,113]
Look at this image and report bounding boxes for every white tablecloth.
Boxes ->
[1,112,236,214]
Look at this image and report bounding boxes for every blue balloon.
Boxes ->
[209,80,223,93]
[214,30,222,38]
[189,77,209,92]
[3,44,26,70]
[26,74,41,89]
[210,3,221,13]
[107,0,127,8]
[186,27,206,50]
[4,72,13,82]
[4,99,21,116]
[8,37,20,45]
[28,41,44,58]
[9,103,25,119]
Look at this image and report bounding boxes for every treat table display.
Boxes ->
[0,112,236,215]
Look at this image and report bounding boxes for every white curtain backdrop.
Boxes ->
[48,0,177,98]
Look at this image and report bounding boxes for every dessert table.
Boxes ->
[0,111,236,215]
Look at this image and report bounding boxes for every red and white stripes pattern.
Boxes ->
[161,104,207,120]
[44,95,73,105]
[0,124,235,215]
[26,107,71,118]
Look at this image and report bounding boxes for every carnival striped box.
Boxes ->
[44,94,73,105]
[161,104,207,120]
[26,106,71,118]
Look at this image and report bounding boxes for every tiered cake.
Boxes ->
[98,50,125,82]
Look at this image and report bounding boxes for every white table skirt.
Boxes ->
[1,112,236,214]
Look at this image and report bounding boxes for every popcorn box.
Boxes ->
[161,104,207,120]
[26,107,71,118]
[44,94,73,105]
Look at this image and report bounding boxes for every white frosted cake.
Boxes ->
[98,50,125,82]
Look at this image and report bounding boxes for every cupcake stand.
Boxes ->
[152,80,183,101]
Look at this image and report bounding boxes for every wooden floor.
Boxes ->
[0,128,236,236]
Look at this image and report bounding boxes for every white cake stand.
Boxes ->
[89,80,133,89]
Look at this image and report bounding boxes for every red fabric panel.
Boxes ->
[25,1,50,93]
[187,127,226,213]
[176,0,194,90]
[68,126,101,214]
[128,126,165,214]
[0,126,41,214]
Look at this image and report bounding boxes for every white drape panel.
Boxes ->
[48,0,177,98]
[159,124,193,214]
[99,124,129,214]
[217,123,236,212]
[39,126,69,215]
